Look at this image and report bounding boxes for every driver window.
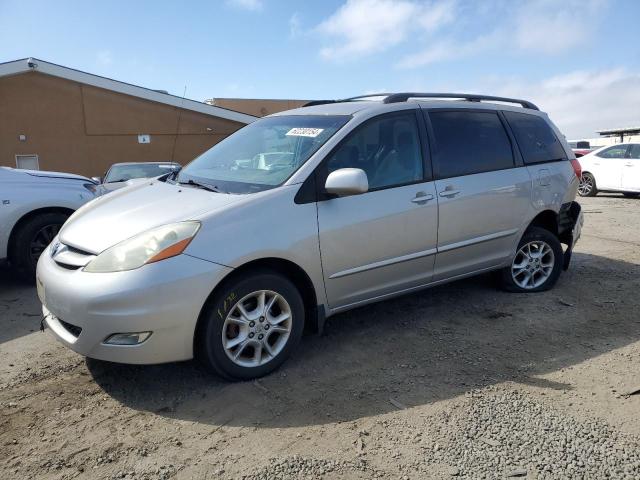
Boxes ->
[597,145,628,159]
[326,112,424,190]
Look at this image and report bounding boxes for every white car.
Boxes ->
[0,167,97,280]
[95,162,181,195]
[578,143,640,197]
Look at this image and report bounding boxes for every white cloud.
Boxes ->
[444,69,640,138]
[396,0,609,68]
[514,69,640,138]
[96,50,113,66]
[289,12,302,38]
[226,0,263,11]
[316,0,455,61]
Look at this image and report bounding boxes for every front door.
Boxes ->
[316,111,438,309]
[622,144,640,192]
[592,145,629,190]
[425,109,531,280]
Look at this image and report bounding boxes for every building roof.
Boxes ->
[597,126,640,135]
[0,58,257,125]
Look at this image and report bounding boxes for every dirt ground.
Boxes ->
[1,195,639,479]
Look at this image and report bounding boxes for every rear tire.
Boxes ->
[501,227,563,293]
[195,270,305,380]
[622,192,640,198]
[10,212,67,282]
[578,172,597,197]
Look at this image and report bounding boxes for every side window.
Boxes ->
[628,145,640,159]
[326,112,424,190]
[503,111,567,164]
[597,145,629,159]
[429,111,514,178]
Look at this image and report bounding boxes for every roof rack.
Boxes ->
[303,93,539,110]
[382,92,539,110]
[303,93,394,108]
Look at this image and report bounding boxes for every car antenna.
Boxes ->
[169,85,187,177]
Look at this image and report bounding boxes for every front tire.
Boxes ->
[578,172,597,197]
[501,227,563,293]
[623,192,640,198]
[195,270,305,380]
[10,212,68,282]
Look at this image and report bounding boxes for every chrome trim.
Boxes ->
[438,228,519,253]
[329,247,437,279]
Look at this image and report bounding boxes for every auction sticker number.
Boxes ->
[286,128,324,138]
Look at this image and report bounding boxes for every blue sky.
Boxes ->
[1,0,639,137]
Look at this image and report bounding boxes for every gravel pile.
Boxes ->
[241,455,381,480]
[426,388,640,479]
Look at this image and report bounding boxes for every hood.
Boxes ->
[59,180,245,254]
[96,177,148,196]
[0,167,95,183]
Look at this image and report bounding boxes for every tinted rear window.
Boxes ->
[430,111,514,178]
[504,111,567,164]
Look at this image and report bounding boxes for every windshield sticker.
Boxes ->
[286,127,324,138]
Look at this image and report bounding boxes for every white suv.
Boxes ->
[578,143,640,197]
[0,167,97,280]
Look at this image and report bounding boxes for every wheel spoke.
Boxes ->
[226,315,249,326]
[270,326,289,334]
[236,302,252,321]
[265,293,279,314]
[233,340,249,360]
[253,342,263,365]
[224,331,247,349]
[268,311,290,326]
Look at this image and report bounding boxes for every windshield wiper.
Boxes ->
[179,179,224,193]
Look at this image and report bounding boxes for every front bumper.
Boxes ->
[36,249,232,364]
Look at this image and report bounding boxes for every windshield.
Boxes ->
[105,163,178,183]
[177,115,350,193]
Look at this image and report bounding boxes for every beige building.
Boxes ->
[206,97,310,117]
[0,58,256,177]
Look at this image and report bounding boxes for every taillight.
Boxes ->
[570,159,582,179]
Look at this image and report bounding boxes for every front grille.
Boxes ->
[59,319,82,338]
[52,243,95,270]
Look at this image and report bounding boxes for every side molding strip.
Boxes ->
[329,248,437,279]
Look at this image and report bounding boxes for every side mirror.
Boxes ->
[91,176,102,183]
[325,168,368,196]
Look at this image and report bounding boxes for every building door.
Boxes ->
[16,155,40,170]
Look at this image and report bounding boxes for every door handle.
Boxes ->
[411,192,434,204]
[439,189,460,198]
[625,163,634,167]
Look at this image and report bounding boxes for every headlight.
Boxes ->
[84,221,200,273]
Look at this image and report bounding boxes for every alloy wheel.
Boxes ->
[30,224,61,264]
[511,241,555,289]
[222,290,292,368]
[578,175,593,196]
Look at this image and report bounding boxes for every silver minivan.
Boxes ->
[37,93,583,380]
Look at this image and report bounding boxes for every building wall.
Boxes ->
[0,72,245,177]
[207,98,309,117]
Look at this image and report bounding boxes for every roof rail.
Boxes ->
[382,92,539,110]
[303,93,394,107]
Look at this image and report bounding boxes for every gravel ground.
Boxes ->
[1,194,640,479]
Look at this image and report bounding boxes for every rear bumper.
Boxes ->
[559,201,583,270]
[37,249,232,364]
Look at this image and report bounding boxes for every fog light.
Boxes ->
[103,332,152,345]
